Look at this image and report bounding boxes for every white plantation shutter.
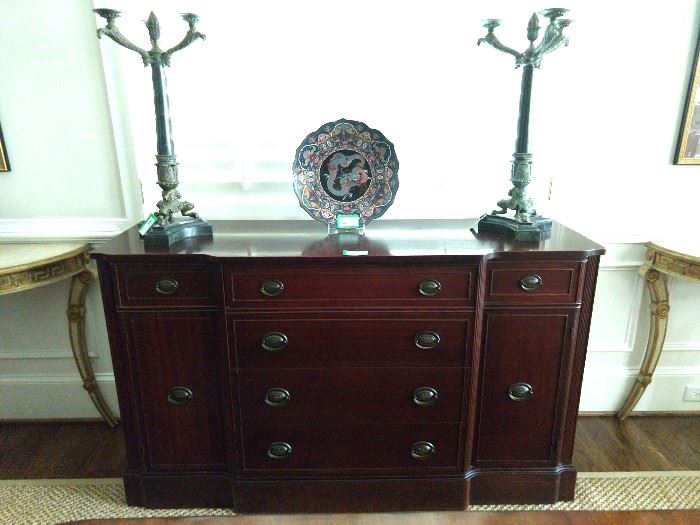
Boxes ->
[95,0,552,221]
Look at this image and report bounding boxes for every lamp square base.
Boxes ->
[141,217,213,247]
[477,214,552,242]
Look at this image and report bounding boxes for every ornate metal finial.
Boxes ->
[526,13,541,44]
[94,9,211,246]
[146,12,161,50]
[476,8,572,241]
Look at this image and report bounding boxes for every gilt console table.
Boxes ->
[0,243,117,426]
[617,242,700,419]
[92,219,604,511]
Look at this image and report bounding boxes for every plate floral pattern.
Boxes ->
[293,119,399,225]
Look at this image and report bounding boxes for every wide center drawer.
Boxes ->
[237,367,466,425]
[230,316,472,368]
[225,264,477,308]
[240,423,462,474]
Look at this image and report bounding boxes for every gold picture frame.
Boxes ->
[0,121,9,172]
[675,27,700,164]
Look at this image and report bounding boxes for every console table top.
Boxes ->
[92,219,605,260]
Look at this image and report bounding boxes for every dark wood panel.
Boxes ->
[121,312,226,471]
[474,310,576,465]
[237,367,466,424]
[485,260,583,304]
[561,257,599,463]
[232,317,472,368]
[240,423,462,474]
[225,264,476,309]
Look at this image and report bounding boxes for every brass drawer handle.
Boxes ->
[261,331,289,352]
[260,279,284,297]
[508,382,534,401]
[166,386,193,405]
[519,274,543,292]
[267,441,292,459]
[414,331,441,350]
[410,441,436,460]
[155,278,179,295]
[418,279,442,297]
[413,387,439,406]
[265,388,291,407]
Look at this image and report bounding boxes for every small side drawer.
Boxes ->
[225,264,477,308]
[484,261,583,304]
[241,423,461,474]
[112,264,217,308]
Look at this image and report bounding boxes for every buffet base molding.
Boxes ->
[123,466,577,511]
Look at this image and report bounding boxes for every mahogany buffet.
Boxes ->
[92,219,604,512]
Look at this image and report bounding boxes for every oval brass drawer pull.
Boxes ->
[155,278,179,295]
[261,332,289,352]
[508,382,534,401]
[265,388,291,407]
[267,441,292,459]
[410,441,436,460]
[166,386,193,405]
[418,279,442,297]
[260,279,284,297]
[413,387,439,406]
[414,331,441,350]
[519,274,543,291]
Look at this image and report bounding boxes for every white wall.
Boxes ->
[0,0,699,419]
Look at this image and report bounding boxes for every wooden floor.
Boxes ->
[2,415,699,478]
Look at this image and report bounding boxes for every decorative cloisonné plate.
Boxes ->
[293,119,399,225]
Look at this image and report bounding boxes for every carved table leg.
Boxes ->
[617,266,670,420]
[67,265,119,427]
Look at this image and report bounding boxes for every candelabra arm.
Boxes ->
[95,18,149,64]
[162,14,206,66]
[535,18,572,61]
[477,32,522,63]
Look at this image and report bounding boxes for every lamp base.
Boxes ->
[477,213,552,242]
[141,217,213,248]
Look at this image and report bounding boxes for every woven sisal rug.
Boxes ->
[1,472,699,525]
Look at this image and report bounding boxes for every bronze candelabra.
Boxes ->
[477,8,572,241]
[94,8,212,247]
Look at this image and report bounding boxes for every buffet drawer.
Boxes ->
[112,264,217,308]
[484,261,583,304]
[225,264,477,308]
[241,423,462,473]
[237,367,465,425]
[231,317,472,368]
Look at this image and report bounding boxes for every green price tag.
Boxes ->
[335,214,361,229]
[138,213,158,236]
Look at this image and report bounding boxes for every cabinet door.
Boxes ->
[121,312,226,471]
[474,309,577,466]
